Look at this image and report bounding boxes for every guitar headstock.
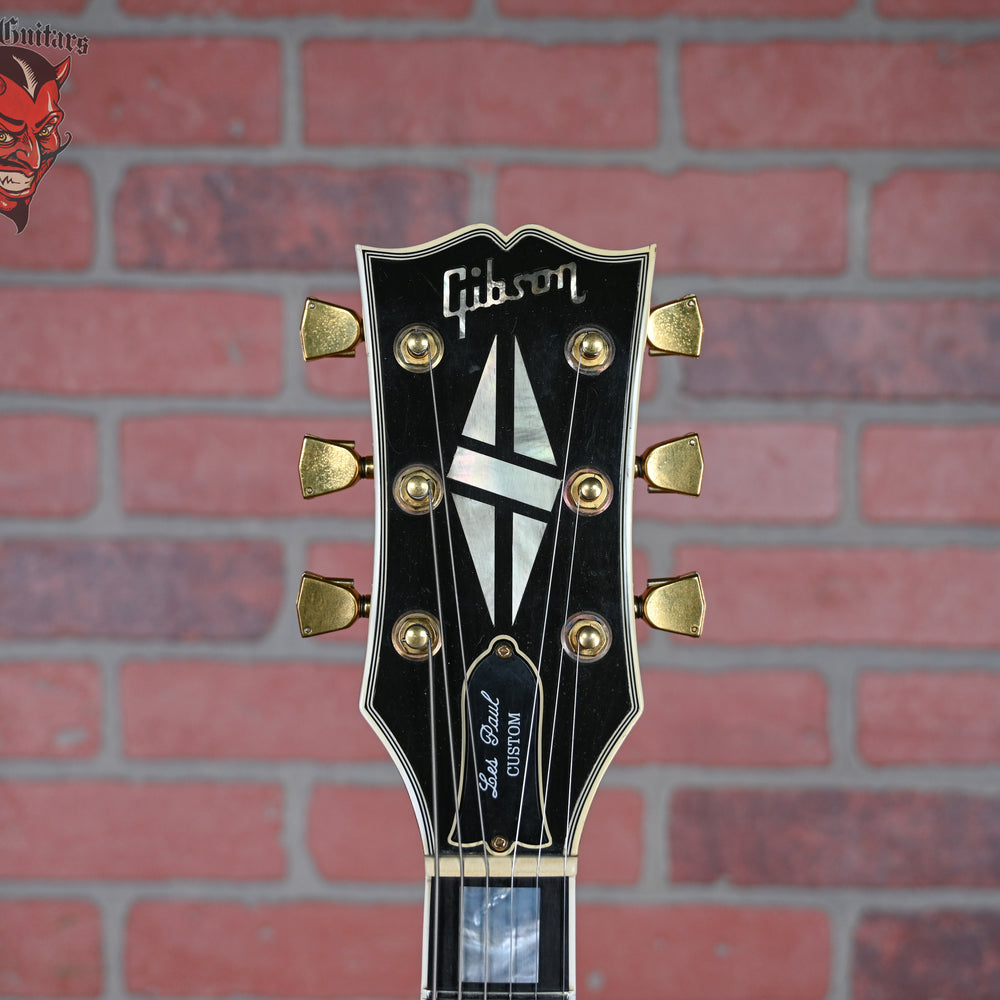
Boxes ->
[296,224,704,994]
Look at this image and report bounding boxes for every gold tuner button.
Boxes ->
[637,435,704,496]
[647,295,703,358]
[300,298,363,360]
[393,323,444,373]
[564,468,613,515]
[562,612,612,661]
[392,465,444,515]
[566,326,613,374]
[391,612,443,661]
[636,573,706,637]
[296,573,370,637]
[299,436,374,499]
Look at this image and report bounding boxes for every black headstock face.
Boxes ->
[357,226,653,860]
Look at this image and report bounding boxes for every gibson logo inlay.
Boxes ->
[443,257,587,338]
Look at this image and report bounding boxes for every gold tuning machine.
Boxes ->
[300,298,363,360]
[637,434,704,496]
[296,573,370,637]
[647,295,703,357]
[299,436,373,499]
[636,573,706,637]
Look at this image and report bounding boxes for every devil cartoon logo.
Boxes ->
[0,45,70,233]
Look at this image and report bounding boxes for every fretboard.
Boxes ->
[422,870,575,1000]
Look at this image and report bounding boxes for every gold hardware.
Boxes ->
[637,434,704,496]
[566,326,613,374]
[393,323,443,372]
[647,295,703,357]
[562,612,612,661]
[565,468,613,515]
[300,298,363,360]
[299,436,373,498]
[392,465,444,515]
[296,573,370,637]
[636,573,706,637]
[490,835,510,854]
[391,611,442,661]
[495,643,513,659]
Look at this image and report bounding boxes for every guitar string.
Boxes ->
[425,627,441,1000]
[425,384,466,999]
[542,499,585,1000]
[427,359,493,1000]
[502,332,582,1000]
[555,447,590,1000]
[561,631,585,1000]
[425,443,469,999]
[519,360,584,1000]
[426,379,469,1000]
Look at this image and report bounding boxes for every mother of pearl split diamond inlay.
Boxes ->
[446,336,562,625]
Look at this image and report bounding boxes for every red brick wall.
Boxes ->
[1,2,998,998]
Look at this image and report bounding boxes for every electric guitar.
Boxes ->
[295,225,705,999]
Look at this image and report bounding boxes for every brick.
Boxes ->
[0,415,97,515]
[0,782,283,879]
[501,0,849,13]
[304,41,657,148]
[309,785,421,882]
[636,422,839,523]
[126,900,420,997]
[3,1,87,10]
[859,671,1000,765]
[0,662,100,759]
[496,167,847,275]
[683,297,1000,400]
[854,911,1000,1000]
[862,425,1000,523]
[0,164,91,269]
[306,541,375,602]
[0,288,282,395]
[0,540,282,639]
[578,788,644,884]
[879,0,1000,15]
[122,415,375,517]
[620,670,828,766]
[675,545,1000,647]
[870,170,1000,277]
[305,347,372,400]
[121,0,470,14]
[123,660,382,760]
[577,905,829,1000]
[682,42,1000,149]
[116,166,468,271]
[308,785,641,884]
[672,788,1000,886]
[68,38,279,145]
[0,899,101,996]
